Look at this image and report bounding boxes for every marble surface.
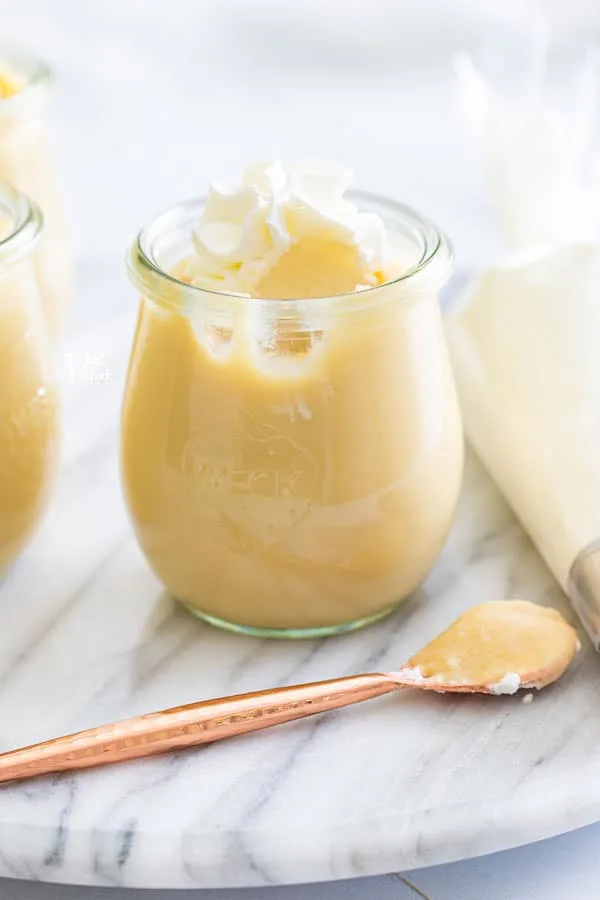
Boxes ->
[0,822,599,900]
[3,0,600,894]
[1,273,599,888]
[3,823,600,900]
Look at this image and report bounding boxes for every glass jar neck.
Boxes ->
[0,183,43,268]
[128,190,453,318]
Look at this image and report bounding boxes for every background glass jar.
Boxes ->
[0,48,73,338]
[0,183,59,570]
[123,192,464,638]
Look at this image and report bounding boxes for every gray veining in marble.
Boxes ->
[2,0,600,890]
[0,267,599,888]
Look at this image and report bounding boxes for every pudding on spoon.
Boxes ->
[393,600,579,693]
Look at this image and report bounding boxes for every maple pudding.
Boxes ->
[122,162,463,636]
[0,183,59,569]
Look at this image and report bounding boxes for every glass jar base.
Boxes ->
[179,600,400,639]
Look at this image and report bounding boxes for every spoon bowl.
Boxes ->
[391,600,579,694]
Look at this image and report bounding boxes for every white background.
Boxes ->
[2,1,600,897]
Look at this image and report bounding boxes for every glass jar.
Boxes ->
[0,48,73,338]
[123,191,463,637]
[0,183,59,569]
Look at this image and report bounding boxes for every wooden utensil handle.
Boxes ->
[0,673,397,784]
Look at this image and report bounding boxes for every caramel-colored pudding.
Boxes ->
[0,58,72,338]
[406,601,578,692]
[0,194,59,568]
[122,167,463,634]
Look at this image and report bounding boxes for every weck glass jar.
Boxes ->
[0,47,73,338]
[122,191,463,637]
[0,183,59,569]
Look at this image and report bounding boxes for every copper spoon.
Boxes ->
[0,600,578,785]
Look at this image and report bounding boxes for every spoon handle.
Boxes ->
[0,673,398,784]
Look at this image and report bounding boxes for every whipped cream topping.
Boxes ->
[390,666,445,686]
[390,666,426,684]
[394,667,524,695]
[185,160,387,296]
[488,672,521,695]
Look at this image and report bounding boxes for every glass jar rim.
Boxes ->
[0,45,52,117]
[0,182,43,265]
[127,189,453,317]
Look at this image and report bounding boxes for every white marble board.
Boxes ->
[0,267,598,891]
[2,1,600,889]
